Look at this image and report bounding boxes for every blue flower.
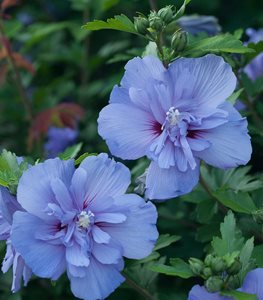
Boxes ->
[98,55,252,200]
[0,187,32,292]
[177,15,221,36]
[11,154,158,300]
[244,28,263,81]
[45,126,78,158]
[188,268,263,299]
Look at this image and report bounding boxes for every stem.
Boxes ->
[0,20,33,122]
[200,175,227,214]
[123,273,156,300]
[149,0,158,11]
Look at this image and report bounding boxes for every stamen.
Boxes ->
[77,211,94,229]
[166,107,180,126]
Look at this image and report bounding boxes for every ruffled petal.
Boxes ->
[78,154,130,211]
[98,103,159,159]
[69,257,124,300]
[103,194,158,259]
[194,119,251,169]
[17,158,75,220]
[121,56,166,89]
[240,268,263,298]
[11,212,66,280]
[145,161,200,200]
[168,54,236,115]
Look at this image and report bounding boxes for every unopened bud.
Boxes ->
[204,254,214,267]
[227,259,242,275]
[205,276,224,293]
[157,6,174,24]
[203,267,212,278]
[171,31,188,52]
[134,17,149,35]
[211,257,227,274]
[189,258,204,275]
[149,12,163,31]
[227,275,240,290]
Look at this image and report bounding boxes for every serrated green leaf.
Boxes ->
[227,88,244,105]
[212,190,257,214]
[59,143,82,160]
[196,199,217,224]
[154,234,181,251]
[149,258,194,278]
[211,211,244,256]
[221,290,257,300]
[239,237,255,281]
[181,33,255,57]
[82,14,137,34]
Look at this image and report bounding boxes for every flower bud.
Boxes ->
[203,267,212,278]
[227,259,242,275]
[157,6,174,24]
[134,17,149,35]
[189,258,204,275]
[204,254,214,267]
[171,31,188,52]
[210,257,227,274]
[227,275,240,290]
[205,276,224,293]
[149,12,163,31]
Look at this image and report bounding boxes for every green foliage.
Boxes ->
[149,258,194,278]
[221,290,257,300]
[58,143,83,160]
[181,33,255,57]
[211,211,244,256]
[82,14,137,34]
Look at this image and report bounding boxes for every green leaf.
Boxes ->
[227,88,244,105]
[74,152,97,165]
[211,211,244,256]
[82,14,137,34]
[59,143,82,160]
[173,0,191,20]
[212,190,257,214]
[196,199,217,224]
[221,290,257,300]
[252,245,263,267]
[154,234,181,251]
[149,258,194,278]
[181,33,255,57]
[239,237,255,281]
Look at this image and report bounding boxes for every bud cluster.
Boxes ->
[189,252,243,293]
[134,5,175,36]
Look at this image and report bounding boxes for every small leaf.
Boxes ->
[154,234,181,251]
[239,237,255,281]
[82,14,137,34]
[212,190,257,214]
[211,211,244,256]
[149,258,194,278]
[173,0,191,20]
[181,33,255,57]
[59,143,82,160]
[221,290,257,300]
[75,152,97,165]
[227,88,244,105]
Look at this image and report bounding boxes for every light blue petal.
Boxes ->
[11,212,66,280]
[69,257,124,300]
[103,194,158,259]
[17,158,75,220]
[98,103,158,159]
[188,285,230,300]
[145,161,200,200]
[78,154,130,211]
[240,268,263,298]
